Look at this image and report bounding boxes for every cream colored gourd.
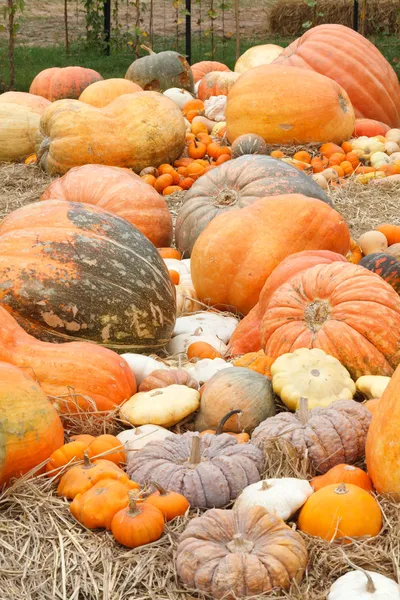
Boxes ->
[184,358,233,384]
[0,103,42,162]
[234,44,284,73]
[321,168,340,182]
[120,385,200,427]
[385,129,400,144]
[370,152,390,169]
[173,312,238,343]
[351,137,385,159]
[389,152,400,164]
[121,354,167,385]
[204,96,226,122]
[116,424,174,455]
[271,348,356,410]
[312,173,329,190]
[356,376,391,399]
[384,141,400,155]
[163,88,193,109]
[357,231,388,256]
[176,285,201,316]
[211,121,226,136]
[234,478,313,520]
[328,568,400,599]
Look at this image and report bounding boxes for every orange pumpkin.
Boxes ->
[41,165,173,247]
[320,143,345,158]
[79,78,143,108]
[29,66,103,101]
[24,153,37,165]
[310,464,373,493]
[233,350,271,375]
[353,118,390,137]
[169,269,180,285]
[198,72,240,101]
[144,482,189,521]
[86,434,126,465]
[111,494,165,548]
[187,342,222,360]
[191,61,231,83]
[346,238,363,264]
[46,441,87,476]
[158,248,181,260]
[311,156,329,173]
[70,434,95,448]
[376,224,400,246]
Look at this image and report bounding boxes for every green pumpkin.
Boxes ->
[125,46,194,93]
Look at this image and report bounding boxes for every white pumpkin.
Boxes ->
[121,353,167,385]
[204,95,227,122]
[234,478,313,521]
[211,121,226,137]
[384,141,400,155]
[271,347,356,410]
[117,424,174,455]
[119,384,200,427]
[184,357,233,384]
[234,44,284,73]
[173,312,238,343]
[370,151,390,169]
[176,285,201,316]
[167,332,227,356]
[351,136,385,159]
[385,128,400,144]
[163,87,193,109]
[328,569,400,599]
[389,152,400,164]
[356,375,391,399]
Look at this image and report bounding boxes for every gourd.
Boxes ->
[371,152,391,169]
[328,568,400,599]
[234,478,313,520]
[46,441,87,476]
[125,47,194,93]
[29,66,103,101]
[356,376,391,399]
[0,200,176,352]
[203,95,226,122]
[167,332,227,356]
[271,348,356,410]
[138,369,199,392]
[351,136,385,159]
[117,425,174,456]
[121,354,168,386]
[111,494,165,548]
[173,312,238,343]
[184,357,233,384]
[86,434,126,465]
[233,350,271,375]
[163,88,193,108]
[311,464,373,492]
[176,505,308,598]
[79,78,143,107]
[234,44,283,72]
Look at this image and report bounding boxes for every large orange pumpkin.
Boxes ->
[229,250,348,355]
[41,165,173,247]
[79,78,143,108]
[0,91,51,114]
[197,71,240,101]
[191,61,231,83]
[226,64,355,145]
[261,261,400,379]
[353,118,390,137]
[191,195,350,316]
[0,362,64,486]
[273,24,400,127]
[29,66,103,101]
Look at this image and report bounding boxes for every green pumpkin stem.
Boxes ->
[141,44,155,55]
[215,410,243,435]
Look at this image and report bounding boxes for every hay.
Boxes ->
[0,163,53,217]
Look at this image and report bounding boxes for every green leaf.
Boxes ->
[208,8,218,18]
[302,20,313,28]
[304,0,317,6]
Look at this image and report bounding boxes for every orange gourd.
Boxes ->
[46,441,87,476]
[86,434,126,465]
[310,464,373,492]
[155,174,173,193]
[270,150,284,159]
[111,494,165,548]
[376,224,400,246]
[328,152,346,166]
[163,185,183,195]
[345,151,361,168]
[158,247,182,260]
[187,342,222,360]
[311,156,328,173]
[341,141,353,153]
[293,151,311,163]
[169,270,180,284]
[346,238,363,264]
[339,160,354,176]
[187,140,207,159]
[144,482,189,521]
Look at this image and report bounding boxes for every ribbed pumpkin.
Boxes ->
[353,118,390,137]
[229,250,348,355]
[79,78,143,107]
[261,262,400,379]
[0,200,176,351]
[191,61,231,83]
[226,64,355,145]
[197,72,241,101]
[41,165,173,247]
[359,253,400,294]
[191,195,350,315]
[273,24,400,127]
[0,362,64,486]
[125,48,194,92]
[234,44,284,73]
[175,155,331,256]
[29,66,103,101]
[231,135,267,158]
[36,92,186,175]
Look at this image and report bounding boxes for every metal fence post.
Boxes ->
[186,0,191,63]
[104,0,111,55]
[353,0,359,31]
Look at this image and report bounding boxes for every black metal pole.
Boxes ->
[185,0,191,64]
[104,0,111,56]
[353,0,359,31]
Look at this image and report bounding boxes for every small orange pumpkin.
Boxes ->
[158,248,182,260]
[320,143,345,158]
[233,350,271,376]
[169,269,180,285]
[310,464,373,493]
[86,434,126,465]
[70,434,96,448]
[187,341,222,360]
[24,153,37,165]
[46,441,87,476]
[144,482,189,521]
[199,409,250,443]
[111,493,165,548]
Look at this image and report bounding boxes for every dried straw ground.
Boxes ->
[1,161,400,600]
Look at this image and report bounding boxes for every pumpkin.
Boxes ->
[145,482,189,520]
[190,61,230,83]
[46,441,87,476]
[271,347,356,410]
[261,262,400,379]
[311,464,373,493]
[120,385,200,428]
[79,78,143,107]
[57,453,138,499]
[0,363,64,487]
[70,434,95,448]
[231,134,267,158]
[29,66,103,101]
[353,118,390,137]
[347,238,363,264]
[176,505,308,598]
[359,253,400,294]
[364,398,380,415]
[198,71,240,101]
[138,369,199,392]
[191,195,350,315]
[252,398,372,474]
[173,312,238,343]
[273,24,400,127]
[199,410,250,443]
[234,44,284,73]
[37,92,186,175]
[176,155,331,256]
[194,367,275,433]
[358,231,388,255]
[40,165,173,247]
[298,482,382,541]
[229,250,348,356]
[163,87,194,109]
[356,375,390,399]
[117,425,174,456]
[233,350,270,375]
[127,432,264,508]
[328,568,400,599]
[176,285,201,316]
[0,200,176,352]
[376,224,400,246]
[125,47,194,93]
[111,494,165,548]
[0,90,51,113]
[187,341,221,360]
[226,64,355,145]
[121,354,168,386]
[70,478,138,529]
[184,357,233,385]
[86,434,126,465]
[234,478,313,520]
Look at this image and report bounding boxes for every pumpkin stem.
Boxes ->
[215,409,243,435]
[188,434,202,466]
[298,397,310,425]
[260,480,271,491]
[127,491,141,515]
[141,44,155,55]
[151,481,168,496]
[342,555,376,594]
[226,533,255,554]
[83,451,93,469]
[193,327,203,336]
[344,465,356,471]
[335,482,349,495]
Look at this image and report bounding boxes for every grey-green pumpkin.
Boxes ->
[125,47,194,93]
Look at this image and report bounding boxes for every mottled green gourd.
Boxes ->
[125,46,195,93]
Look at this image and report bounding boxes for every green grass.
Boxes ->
[0,33,398,92]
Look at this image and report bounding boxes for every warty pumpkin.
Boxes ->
[229,250,347,355]
[125,47,194,93]
[176,505,308,598]
[79,78,143,107]
[191,60,230,83]
[0,200,176,352]
[0,363,64,487]
[226,64,355,145]
[272,24,400,127]
[260,262,400,379]
[197,71,240,101]
[36,92,186,175]
[29,66,103,101]
[191,195,350,315]
[40,164,173,247]
[175,155,331,256]
[234,44,284,73]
